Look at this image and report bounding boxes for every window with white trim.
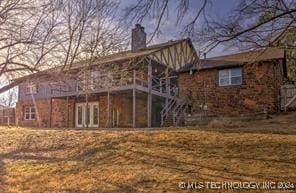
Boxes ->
[25,83,38,94]
[219,68,242,86]
[24,106,36,120]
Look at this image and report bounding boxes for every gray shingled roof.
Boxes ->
[178,59,242,73]
[178,47,285,73]
[210,47,284,62]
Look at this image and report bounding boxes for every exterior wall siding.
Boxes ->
[18,80,77,101]
[179,60,285,116]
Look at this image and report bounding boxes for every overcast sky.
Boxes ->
[0,0,240,104]
[120,0,238,57]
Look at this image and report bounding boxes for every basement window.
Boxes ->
[24,106,36,120]
[219,68,242,86]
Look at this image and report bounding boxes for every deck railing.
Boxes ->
[50,70,178,97]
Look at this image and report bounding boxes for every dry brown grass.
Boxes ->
[207,119,245,129]
[0,112,296,193]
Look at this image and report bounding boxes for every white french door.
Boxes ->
[76,102,99,128]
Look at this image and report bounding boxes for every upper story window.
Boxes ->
[25,83,38,94]
[219,67,242,86]
[24,106,36,120]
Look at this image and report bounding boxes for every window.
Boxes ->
[25,83,38,94]
[219,68,242,86]
[24,106,36,120]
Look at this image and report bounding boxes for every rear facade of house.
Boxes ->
[15,24,198,128]
[15,25,295,128]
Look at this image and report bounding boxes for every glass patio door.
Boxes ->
[76,102,99,128]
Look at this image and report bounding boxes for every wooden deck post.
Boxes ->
[133,70,136,128]
[147,60,152,128]
[107,90,110,128]
[49,97,52,128]
[85,93,88,128]
[73,97,76,128]
[66,96,69,128]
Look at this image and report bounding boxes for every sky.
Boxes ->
[120,0,238,57]
[0,0,239,105]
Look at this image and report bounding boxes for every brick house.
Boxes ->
[13,24,295,128]
[178,48,295,117]
[15,24,199,128]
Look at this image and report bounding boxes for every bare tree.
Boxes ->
[123,0,296,80]
[0,0,128,94]
[123,0,209,43]
[0,0,50,77]
[197,0,296,51]
[123,0,295,49]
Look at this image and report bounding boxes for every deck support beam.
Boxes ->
[85,93,88,128]
[49,96,52,128]
[147,59,152,128]
[66,96,69,128]
[107,90,110,128]
[133,70,136,128]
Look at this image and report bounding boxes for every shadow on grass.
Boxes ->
[123,137,296,182]
[0,130,295,192]
[0,157,4,193]
[0,133,138,193]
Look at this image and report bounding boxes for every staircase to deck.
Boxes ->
[160,94,191,127]
[281,84,296,111]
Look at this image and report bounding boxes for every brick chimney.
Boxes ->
[131,24,146,51]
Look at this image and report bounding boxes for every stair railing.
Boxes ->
[173,96,190,126]
[160,92,178,126]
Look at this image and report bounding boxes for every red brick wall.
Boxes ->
[16,93,148,128]
[98,94,147,128]
[51,98,75,128]
[136,94,148,127]
[179,61,285,116]
[16,98,74,128]
[95,95,133,128]
[16,99,50,127]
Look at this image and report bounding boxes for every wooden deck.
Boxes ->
[49,70,177,99]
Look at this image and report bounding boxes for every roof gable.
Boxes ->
[71,38,199,71]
